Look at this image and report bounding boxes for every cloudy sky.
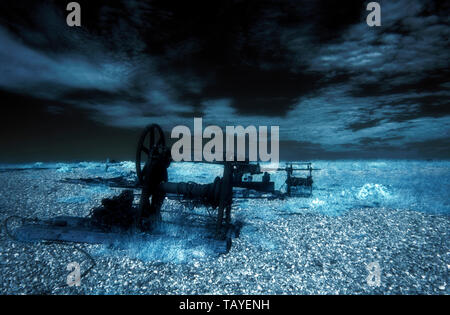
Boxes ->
[0,0,448,162]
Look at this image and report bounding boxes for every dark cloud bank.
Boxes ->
[0,0,448,162]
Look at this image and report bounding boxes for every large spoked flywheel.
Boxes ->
[136,124,166,184]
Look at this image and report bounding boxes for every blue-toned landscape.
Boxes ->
[0,0,448,298]
[0,160,448,294]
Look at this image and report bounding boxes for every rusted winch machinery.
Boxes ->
[9,123,319,253]
[134,124,320,230]
[135,124,234,235]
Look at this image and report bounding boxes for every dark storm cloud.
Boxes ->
[0,0,448,159]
